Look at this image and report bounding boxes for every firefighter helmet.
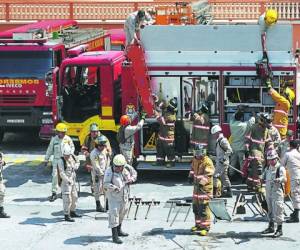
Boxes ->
[211,125,222,135]
[56,123,68,132]
[198,103,209,114]
[264,9,278,26]
[94,135,107,146]
[113,154,127,166]
[194,144,206,157]
[62,144,73,156]
[120,115,131,126]
[284,87,295,103]
[168,97,178,110]
[266,149,278,160]
[90,123,99,132]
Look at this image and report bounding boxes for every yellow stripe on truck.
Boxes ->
[102,106,112,116]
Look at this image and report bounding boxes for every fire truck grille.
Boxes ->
[0,94,36,104]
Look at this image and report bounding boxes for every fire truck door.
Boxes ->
[52,67,62,123]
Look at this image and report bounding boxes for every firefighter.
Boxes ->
[259,9,278,33]
[104,154,137,244]
[58,144,81,222]
[124,9,154,46]
[229,107,255,175]
[154,98,177,167]
[0,152,9,218]
[188,144,214,236]
[266,80,295,139]
[118,114,145,165]
[211,125,233,197]
[265,113,281,153]
[281,140,300,223]
[279,130,293,159]
[261,149,286,238]
[81,123,112,193]
[90,135,111,212]
[44,123,75,202]
[190,103,210,149]
[245,113,270,192]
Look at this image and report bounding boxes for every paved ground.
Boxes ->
[0,132,300,250]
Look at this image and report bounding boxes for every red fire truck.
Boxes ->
[0,20,110,142]
[53,24,299,170]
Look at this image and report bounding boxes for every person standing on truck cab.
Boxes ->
[190,103,210,150]
[0,152,10,218]
[153,98,177,167]
[124,9,154,46]
[81,123,112,193]
[44,123,75,202]
[118,114,145,165]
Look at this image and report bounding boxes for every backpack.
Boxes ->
[117,126,126,144]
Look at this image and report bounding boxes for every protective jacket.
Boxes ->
[190,113,210,147]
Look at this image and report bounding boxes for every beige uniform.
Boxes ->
[281,148,300,209]
[45,135,75,193]
[104,164,137,228]
[265,162,286,224]
[119,119,144,165]
[90,147,110,205]
[57,155,80,215]
[214,134,232,188]
[266,125,281,152]
[0,157,5,207]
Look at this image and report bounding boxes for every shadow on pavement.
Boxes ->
[13,197,49,203]
[64,235,111,245]
[51,208,96,217]
[19,217,62,226]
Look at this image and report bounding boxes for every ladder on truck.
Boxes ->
[126,44,154,116]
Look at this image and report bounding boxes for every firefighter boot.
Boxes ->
[117,224,129,237]
[0,207,10,218]
[49,192,57,202]
[273,224,283,238]
[286,209,299,223]
[261,222,275,234]
[70,211,82,218]
[96,200,105,212]
[221,187,233,198]
[112,227,123,244]
[64,214,75,222]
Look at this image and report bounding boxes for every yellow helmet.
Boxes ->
[285,87,295,103]
[55,123,68,132]
[265,9,278,26]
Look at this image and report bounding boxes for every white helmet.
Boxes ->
[113,154,127,166]
[266,149,278,160]
[62,144,73,156]
[211,125,222,135]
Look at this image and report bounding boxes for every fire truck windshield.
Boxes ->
[0,51,52,78]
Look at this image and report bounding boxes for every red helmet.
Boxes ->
[120,115,131,126]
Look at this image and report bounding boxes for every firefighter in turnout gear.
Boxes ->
[262,149,286,237]
[245,113,270,192]
[0,153,10,218]
[189,144,214,236]
[82,123,112,194]
[154,98,177,167]
[90,135,111,212]
[104,154,137,244]
[118,114,145,165]
[266,79,295,139]
[211,125,233,197]
[45,123,75,202]
[281,140,300,223]
[190,103,210,149]
[57,144,81,222]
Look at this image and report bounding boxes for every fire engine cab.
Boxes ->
[53,24,299,171]
[0,20,110,142]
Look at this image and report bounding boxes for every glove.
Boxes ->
[265,78,272,90]
[245,150,250,158]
